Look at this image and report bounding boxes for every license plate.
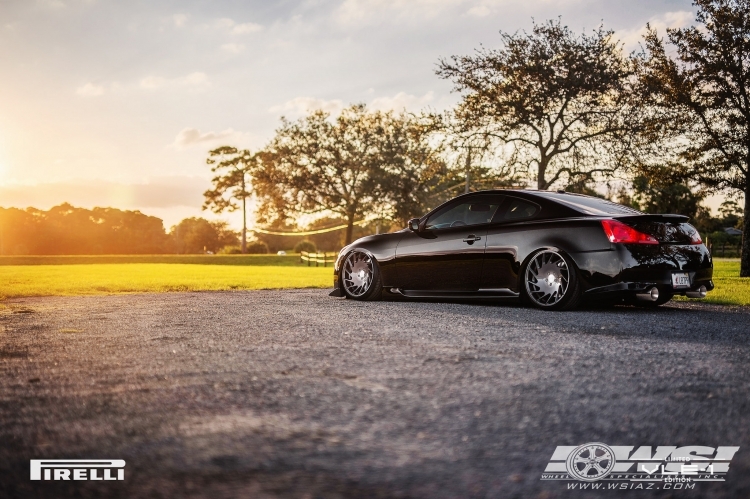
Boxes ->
[672,273,690,288]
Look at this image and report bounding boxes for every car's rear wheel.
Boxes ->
[341,250,382,301]
[522,249,582,311]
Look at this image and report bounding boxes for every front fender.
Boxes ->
[333,232,404,288]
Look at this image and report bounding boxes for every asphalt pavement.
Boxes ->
[1,290,749,498]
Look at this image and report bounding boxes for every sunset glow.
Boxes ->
[0,0,701,227]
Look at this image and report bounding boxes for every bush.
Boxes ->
[218,241,269,254]
[247,241,269,254]
[293,240,317,253]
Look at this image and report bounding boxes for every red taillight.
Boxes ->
[686,224,702,245]
[601,220,659,245]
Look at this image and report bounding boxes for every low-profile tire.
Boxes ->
[340,250,382,301]
[521,249,582,311]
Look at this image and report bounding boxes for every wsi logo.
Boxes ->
[30,460,125,481]
[540,443,739,484]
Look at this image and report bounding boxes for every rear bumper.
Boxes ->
[573,243,714,300]
[584,279,714,298]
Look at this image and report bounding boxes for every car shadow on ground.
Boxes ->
[345,292,750,347]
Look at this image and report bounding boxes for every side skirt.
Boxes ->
[389,288,519,299]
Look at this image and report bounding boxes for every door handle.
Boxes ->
[462,235,481,244]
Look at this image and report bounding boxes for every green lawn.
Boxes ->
[691,259,750,307]
[0,264,332,299]
[0,254,312,266]
[0,256,747,307]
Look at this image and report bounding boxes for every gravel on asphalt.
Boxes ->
[1,290,749,498]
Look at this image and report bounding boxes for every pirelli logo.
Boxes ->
[30,459,126,481]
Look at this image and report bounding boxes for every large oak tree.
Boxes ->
[253,105,446,244]
[437,19,635,191]
[638,0,750,276]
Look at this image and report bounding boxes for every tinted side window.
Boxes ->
[425,196,504,230]
[497,198,539,221]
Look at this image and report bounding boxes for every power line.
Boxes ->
[251,220,370,236]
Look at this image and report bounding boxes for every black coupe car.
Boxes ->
[330,190,713,310]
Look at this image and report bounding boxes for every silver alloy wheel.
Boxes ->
[524,250,570,307]
[342,251,374,298]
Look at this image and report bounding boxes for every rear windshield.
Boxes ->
[538,193,643,215]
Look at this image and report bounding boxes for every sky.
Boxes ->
[0,0,706,230]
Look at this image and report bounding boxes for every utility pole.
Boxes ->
[465,146,472,194]
[241,176,247,254]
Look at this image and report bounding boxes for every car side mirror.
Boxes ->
[408,218,420,232]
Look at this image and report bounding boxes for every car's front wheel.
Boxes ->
[341,250,382,301]
[521,249,582,311]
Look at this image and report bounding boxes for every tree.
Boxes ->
[372,112,452,224]
[630,176,706,219]
[170,218,238,254]
[253,105,447,244]
[416,116,524,213]
[437,19,635,191]
[0,204,170,254]
[204,146,254,253]
[253,105,380,245]
[638,0,750,276]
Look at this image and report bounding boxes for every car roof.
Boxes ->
[464,189,644,216]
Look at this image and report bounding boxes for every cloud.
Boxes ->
[76,82,104,96]
[139,76,167,89]
[617,10,695,50]
[184,72,208,85]
[337,0,461,24]
[37,0,66,9]
[335,0,588,24]
[221,43,245,54]
[370,91,434,111]
[209,17,262,34]
[268,92,436,117]
[171,127,254,149]
[231,22,263,34]
[140,72,209,90]
[212,17,236,29]
[268,97,345,117]
[464,0,582,17]
[173,14,188,27]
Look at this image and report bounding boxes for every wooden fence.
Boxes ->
[300,251,337,267]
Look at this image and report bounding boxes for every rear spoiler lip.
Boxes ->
[611,214,690,224]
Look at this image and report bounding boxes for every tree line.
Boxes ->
[205,0,749,275]
[0,204,240,255]
[2,1,748,269]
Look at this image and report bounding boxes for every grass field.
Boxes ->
[0,264,331,299]
[0,256,747,306]
[0,254,310,266]
[687,259,750,307]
